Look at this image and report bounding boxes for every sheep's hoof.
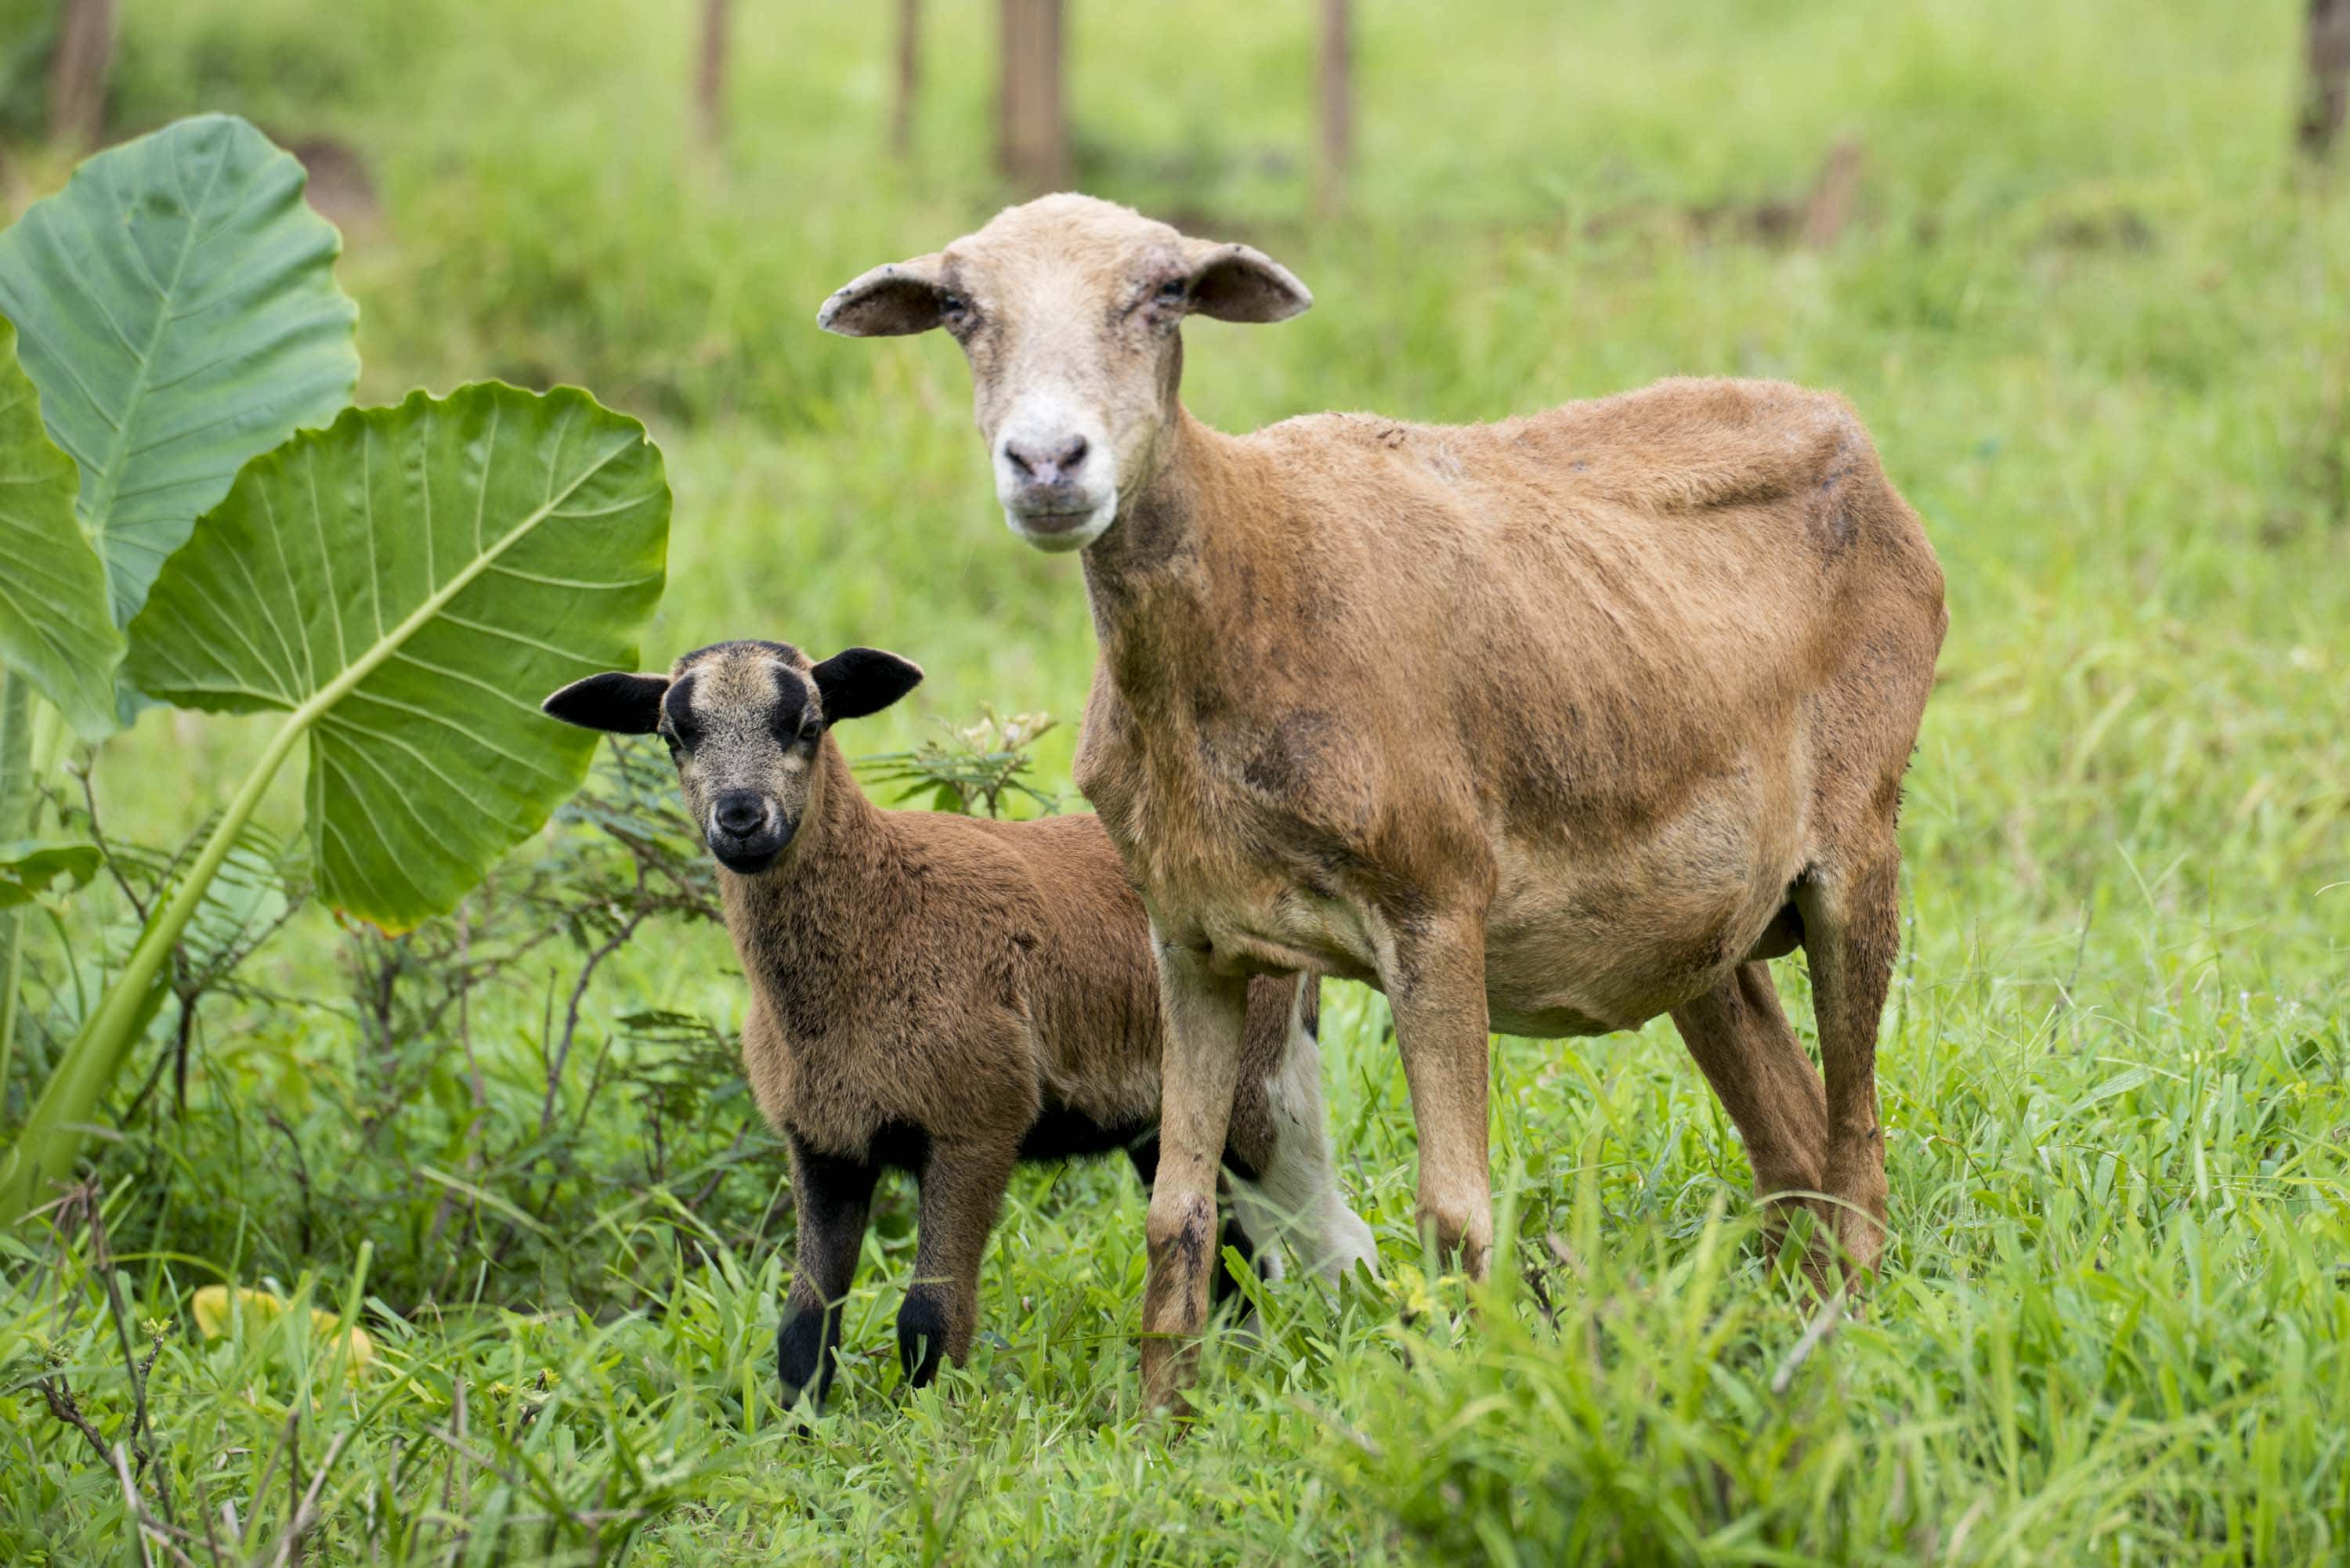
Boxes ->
[775,1308,831,1418]
[897,1294,951,1389]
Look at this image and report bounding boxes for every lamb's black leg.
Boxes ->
[777,1136,879,1411]
[900,1136,1018,1389]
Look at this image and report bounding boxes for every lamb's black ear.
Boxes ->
[810,648,924,722]
[541,671,671,734]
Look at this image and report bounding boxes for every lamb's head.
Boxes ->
[819,193,1311,553]
[541,641,923,875]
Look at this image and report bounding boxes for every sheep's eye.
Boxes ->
[798,717,826,742]
[1155,278,1189,307]
[664,721,698,755]
[938,291,971,325]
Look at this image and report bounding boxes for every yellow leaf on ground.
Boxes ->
[190,1284,376,1369]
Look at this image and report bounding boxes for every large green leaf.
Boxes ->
[125,383,669,933]
[0,318,121,739]
[0,114,359,634]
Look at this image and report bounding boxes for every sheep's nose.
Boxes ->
[713,792,769,838]
[1001,432,1090,488]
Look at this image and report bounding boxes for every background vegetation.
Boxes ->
[2,0,2346,1562]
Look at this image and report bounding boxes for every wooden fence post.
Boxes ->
[2303,0,2350,158]
[999,0,1068,191]
[1318,0,1353,211]
[894,0,924,158]
[49,0,116,149]
[696,0,732,147]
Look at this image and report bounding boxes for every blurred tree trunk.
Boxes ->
[893,0,923,159]
[999,0,1067,191]
[1800,139,1865,248]
[1317,0,1353,211]
[48,0,114,148]
[696,0,731,146]
[2305,0,2350,157]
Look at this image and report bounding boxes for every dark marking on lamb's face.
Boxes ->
[660,641,823,875]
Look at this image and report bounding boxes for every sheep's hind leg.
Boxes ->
[1225,978,1377,1284]
[1668,962,1828,1257]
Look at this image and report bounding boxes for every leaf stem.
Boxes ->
[0,669,33,1115]
[0,708,304,1226]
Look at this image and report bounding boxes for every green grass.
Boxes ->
[4,0,2348,1562]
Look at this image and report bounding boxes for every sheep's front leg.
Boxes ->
[1140,938,1248,1414]
[1794,842,1901,1282]
[776,1136,879,1411]
[900,1136,1018,1389]
[1381,912,1495,1280]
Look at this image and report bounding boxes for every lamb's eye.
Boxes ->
[798,717,826,742]
[1155,278,1189,307]
[938,291,971,325]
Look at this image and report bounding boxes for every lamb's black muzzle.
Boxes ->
[708,793,794,873]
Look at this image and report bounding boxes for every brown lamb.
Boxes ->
[543,638,1373,1408]
[820,193,1950,1407]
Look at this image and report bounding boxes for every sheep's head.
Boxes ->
[819,194,1311,554]
[541,641,922,875]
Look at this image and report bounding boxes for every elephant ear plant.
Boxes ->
[0,112,361,644]
[0,117,672,1227]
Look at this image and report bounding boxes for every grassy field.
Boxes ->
[4,0,2348,1562]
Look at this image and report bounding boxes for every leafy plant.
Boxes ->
[0,327,113,1092]
[1,382,671,1224]
[0,114,361,1145]
[0,112,359,641]
[0,113,673,1228]
[858,706,1061,818]
[0,842,99,911]
[0,321,118,742]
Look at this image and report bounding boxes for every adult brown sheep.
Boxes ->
[820,194,1947,1407]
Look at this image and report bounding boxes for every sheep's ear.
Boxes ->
[542,671,671,734]
[811,648,924,722]
[817,254,949,337]
[1182,240,1312,324]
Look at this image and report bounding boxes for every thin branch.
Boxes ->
[684,1128,754,1213]
[89,1190,174,1523]
[262,1109,316,1257]
[113,1443,161,1568]
[286,1412,302,1568]
[36,1376,114,1467]
[538,869,649,1137]
[245,1429,346,1568]
[74,759,151,924]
